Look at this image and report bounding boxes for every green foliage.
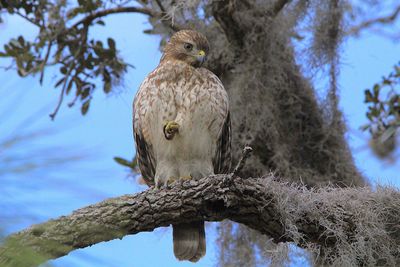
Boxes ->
[0,0,129,119]
[363,62,400,158]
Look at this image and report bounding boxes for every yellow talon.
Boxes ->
[167,176,178,185]
[181,175,192,181]
[163,121,180,140]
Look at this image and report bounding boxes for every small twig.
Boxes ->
[49,73,69,120]
[39,41,53,85]
[15,11,41,27]
[49,24,88,120]
[0,64,15,71]
[155,0,166,13]
[232,146,253,177]
[347,5,400,36]
[67,93,80,108]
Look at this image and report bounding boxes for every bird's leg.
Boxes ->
[163,121,180,140]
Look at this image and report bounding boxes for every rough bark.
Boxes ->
[1,174,399,267]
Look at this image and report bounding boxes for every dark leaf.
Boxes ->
[81,100,90,115]
[113,157,137,168]
[96,20,105,26]
[395,65,400,76]
[17,36,24,45]
[107,38,115,51]
[60,66,68,74]
[360,124,370,131]
[364,90,374,103]
[373,84,380,98]
[55,77,65,88]
[370,107,380,117]
[103,81,111,93]
[66,79,74,95]
[80,85,92,99]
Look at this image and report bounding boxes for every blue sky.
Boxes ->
[0,7,399,267]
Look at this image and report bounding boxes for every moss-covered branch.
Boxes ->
[1,174,399,267]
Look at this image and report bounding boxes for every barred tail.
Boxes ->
[173,222,206,262]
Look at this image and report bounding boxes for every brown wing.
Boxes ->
[133,122,156,186]
[132,77,156,186]
[213,112,232,174]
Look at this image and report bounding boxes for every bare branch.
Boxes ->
[49,24,89,120]
[71,6,158,29]
[348,5,400,36]
[14,11,41,27]
[1,174,398,267]
[39,41,53,85]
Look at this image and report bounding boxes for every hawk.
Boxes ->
[133,30,231,262]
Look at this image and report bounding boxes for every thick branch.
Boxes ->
[1,175,399,266]
[69,6,179,32]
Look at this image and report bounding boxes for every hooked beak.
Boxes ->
[196,50,206,66]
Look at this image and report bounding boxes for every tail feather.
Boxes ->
[173,222,206,262]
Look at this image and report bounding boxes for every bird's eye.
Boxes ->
[184,43,193,51]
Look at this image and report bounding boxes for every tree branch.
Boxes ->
[1,173,399,266]
[71,6,158,29]
[14,11,41,27]
[39,41,53,85]
[154,0,166,13]
[49,24,89,120]
[348,5,400,36]
[268,0,292,17]
[211,0,245,48]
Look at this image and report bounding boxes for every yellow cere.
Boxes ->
[198,50,205,56]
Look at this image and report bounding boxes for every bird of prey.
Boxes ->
[133,30,231,262]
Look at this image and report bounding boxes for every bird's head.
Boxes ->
[161,30,209,68]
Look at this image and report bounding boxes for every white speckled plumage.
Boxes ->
[134,59,229,185]
[132,30,231,263]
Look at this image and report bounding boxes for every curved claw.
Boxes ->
[180,175,192,181]
[166,176,178,188]
[155,176,177,189]
[163,121,180,140]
